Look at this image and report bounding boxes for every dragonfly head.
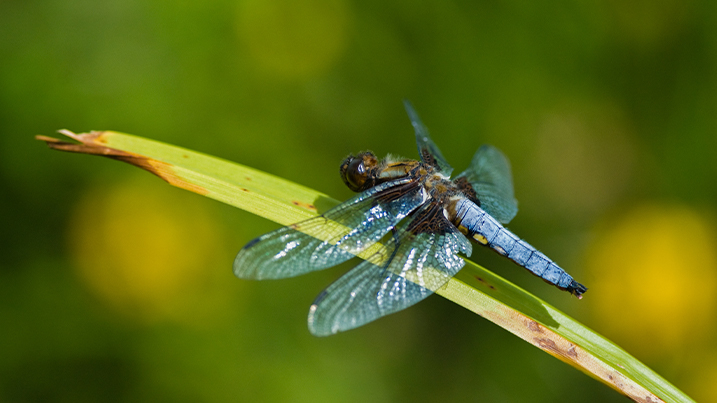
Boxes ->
[340,152,379,192]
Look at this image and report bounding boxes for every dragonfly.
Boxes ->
[234,100,587,336]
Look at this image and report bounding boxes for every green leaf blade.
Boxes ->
[38,130,693,403]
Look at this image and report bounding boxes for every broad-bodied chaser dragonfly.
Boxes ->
[234,101,587,336]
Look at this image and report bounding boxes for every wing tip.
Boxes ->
[232,253,252,279]
[233,240,272,280]
[402,99,422,125]
[402,98,414,110]
[307,293,337,337]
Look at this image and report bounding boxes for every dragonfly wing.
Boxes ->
[234,178,427,280]
[455,145,518,224]
[307,202,472,336]
[403,100,454,176]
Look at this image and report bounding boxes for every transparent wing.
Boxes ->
[455,145,518,224]
[307,202,472,336]
[403,100,453,176]
[233,178,426,280]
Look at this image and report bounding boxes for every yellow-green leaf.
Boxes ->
[37,130,693,403]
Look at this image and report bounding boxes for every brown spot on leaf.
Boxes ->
[291,200,317,212]
[527,320,543,334]
[567,344,578,359]
[37,130,208,196]
[529,321,581,362]
[474,276,496,290]
[536,338,559,354]
[534,337,581,363]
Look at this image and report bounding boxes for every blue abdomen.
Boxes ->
[452,199,586,296]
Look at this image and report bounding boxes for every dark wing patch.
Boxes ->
[453,176,479,206]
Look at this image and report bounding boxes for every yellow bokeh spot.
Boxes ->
[237,0,350,80]
[68,178,232,325]
[586,204,717,359]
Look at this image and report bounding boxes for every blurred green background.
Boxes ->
[2,0,716,401]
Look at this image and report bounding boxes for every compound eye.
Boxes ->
[340,152,377,192]
[345,158,367,191]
